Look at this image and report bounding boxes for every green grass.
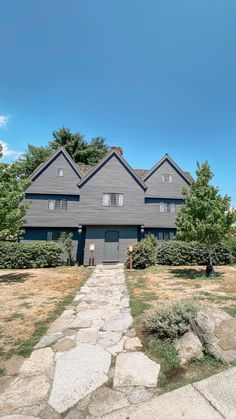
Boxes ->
[105,377,113,389]
[4,313,25,322]
[198,292,236,303]
[0,367,6,376]
[222,306,236,316]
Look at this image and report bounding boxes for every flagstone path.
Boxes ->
[0,264,160,418]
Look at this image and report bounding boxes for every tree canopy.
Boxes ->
[0,163,30,240]
[14,128,109,179]
[176,161,234,275]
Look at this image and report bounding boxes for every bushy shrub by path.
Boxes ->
[0,242,62,269]
[142,299,200,341]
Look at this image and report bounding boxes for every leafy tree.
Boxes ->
[13,144,52,179]
[14,128,109,178]
[0,163,31,240]
[176,162,234,276]
[0,143,2,158]
[49,128,108,165]
[58,232,74,266]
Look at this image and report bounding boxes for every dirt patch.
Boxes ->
[0,266,89,381]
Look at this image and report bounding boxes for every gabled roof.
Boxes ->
[143,153,192,185]
[29,147,83,180]
[78,149,147,190]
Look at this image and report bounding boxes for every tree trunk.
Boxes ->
[206,250,215,277]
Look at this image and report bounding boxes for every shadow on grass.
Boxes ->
[170,268,223,280]
[0,272,31,284]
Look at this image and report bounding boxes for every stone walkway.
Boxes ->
[0,264,160,418]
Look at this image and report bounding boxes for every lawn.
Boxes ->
[0,266,90,389]
[126,264,236,391]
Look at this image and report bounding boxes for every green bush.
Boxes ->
[156,241,234,266]
[142,299,200,341]
[0,241,62,269]
[127,234,158,269]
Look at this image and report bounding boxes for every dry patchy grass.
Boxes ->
[0,266,90,367]
[126,265,236,318]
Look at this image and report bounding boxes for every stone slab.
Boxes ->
[113,352,160,387]
[35,332,63,349]
[88,387,129,416]
[98,384,222,419]
[103,313,133,332]
[0,376,50,413]
[19,348,54,377]
[194,367,236,418]
[48,344,111,413]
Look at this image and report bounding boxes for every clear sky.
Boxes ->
[1,0,236,204]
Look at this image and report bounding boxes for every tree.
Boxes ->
[58,232,74,266]
[176,162,234,276]
[0,143,2,158]
[0,163,31,240]
[13,144,52,179]
[49,128,108,165]
[14,128,109,178]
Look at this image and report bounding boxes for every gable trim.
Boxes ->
[143,154,192,185]
[29,147,83,181]
[78,150,147,190]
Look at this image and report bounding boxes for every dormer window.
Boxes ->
[162,174,172,183]
[57,168,64,177]
[103,193,124,207]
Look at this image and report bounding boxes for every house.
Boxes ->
[22,146,193,265]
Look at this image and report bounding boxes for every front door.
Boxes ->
[104,231,119,262]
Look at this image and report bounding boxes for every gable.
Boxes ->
[145,159,190,199]
[78,151,146,191]
[26,151,81,195]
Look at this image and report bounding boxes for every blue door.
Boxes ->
[104,231,119,262]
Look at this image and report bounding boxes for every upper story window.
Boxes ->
[162,174,172,183]
[160,202,176,213]
[57,168,64,177]
[48,199,67,211]
[103,193,124,207]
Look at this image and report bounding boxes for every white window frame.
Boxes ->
[162,174,172,183]
[48,199,67,211]
[160,202,176,213]
[103,193,124,207]
[57,168,64,177]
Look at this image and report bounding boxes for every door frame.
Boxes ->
[103,230,120,263]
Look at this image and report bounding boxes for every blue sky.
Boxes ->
[1,0,236,204]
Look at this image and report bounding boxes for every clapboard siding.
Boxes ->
[24,194,80,227]
[145,160,190,199]
[78,154,145,225]
[84,226,137,265]
[144,198,184,228]
[26,152,81,195]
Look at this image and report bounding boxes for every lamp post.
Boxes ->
[89,243,95,267]
[128,244,133,270]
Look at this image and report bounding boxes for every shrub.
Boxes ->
[0,241,62,269]
[156,241,234,266]
[127,234,158,269]
[142,299,200,341]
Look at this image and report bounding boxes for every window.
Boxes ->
[57,168,64,177]
[103,193,124,207]
[47,231,53,241]
[47,231,61,241]
[160,202,176,213]
[48,199,67,211]
[162,174,172,183]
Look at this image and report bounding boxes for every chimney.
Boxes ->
[110,146,123,156]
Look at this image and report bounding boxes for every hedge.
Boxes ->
[156,241,234,266]
[128,237,235,269]
[0,241,62,269]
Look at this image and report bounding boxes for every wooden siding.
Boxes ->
[24,194,80,227]
[144,198,184,228]
[83,226,138,265]
[26,152,81,195]
[78,154,145,225]
[145,160,190,199]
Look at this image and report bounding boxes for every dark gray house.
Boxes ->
[23,147,193,265]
